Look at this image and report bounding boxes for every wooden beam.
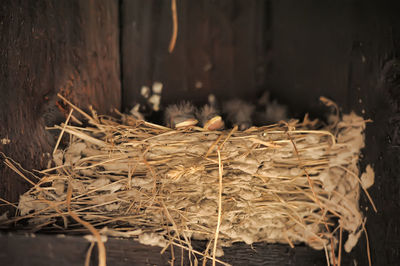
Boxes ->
[0,233,332,265]
[0,0,121,213]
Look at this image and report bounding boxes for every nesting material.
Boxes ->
[3,100,375,264]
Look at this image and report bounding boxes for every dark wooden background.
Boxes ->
[1,0,400,265]
[122,0,269,110]
[0,0,120,214]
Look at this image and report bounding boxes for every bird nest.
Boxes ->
[1,97,375,265]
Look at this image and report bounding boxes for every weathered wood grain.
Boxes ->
[0,233,332,266]
[121,0,269,113]
[0,0,121,213]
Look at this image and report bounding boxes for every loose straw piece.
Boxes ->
[55,126,107,147]
[168,0,178,53]
[212,149,223,266]
[0,197,18,209]
[362,220,372,266]
[57,93,96,124]
[85,241,95,266]
[205,134,223,158]
[3,159,36,186]
[338,225,343,266]
[202,240,214,266]
[323,244,331,266]
[53,108,74,154]
[218,126,238,150]
[1,152,41,180]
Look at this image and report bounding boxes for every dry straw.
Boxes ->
[1,96,375,266]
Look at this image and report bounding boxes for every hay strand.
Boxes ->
[212,149,224,266]
[53,108,74,154]
[362,220,372,266]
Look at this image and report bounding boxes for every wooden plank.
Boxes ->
[0,0,121,213]
[121,0,269,111]
[0,233,332,266]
